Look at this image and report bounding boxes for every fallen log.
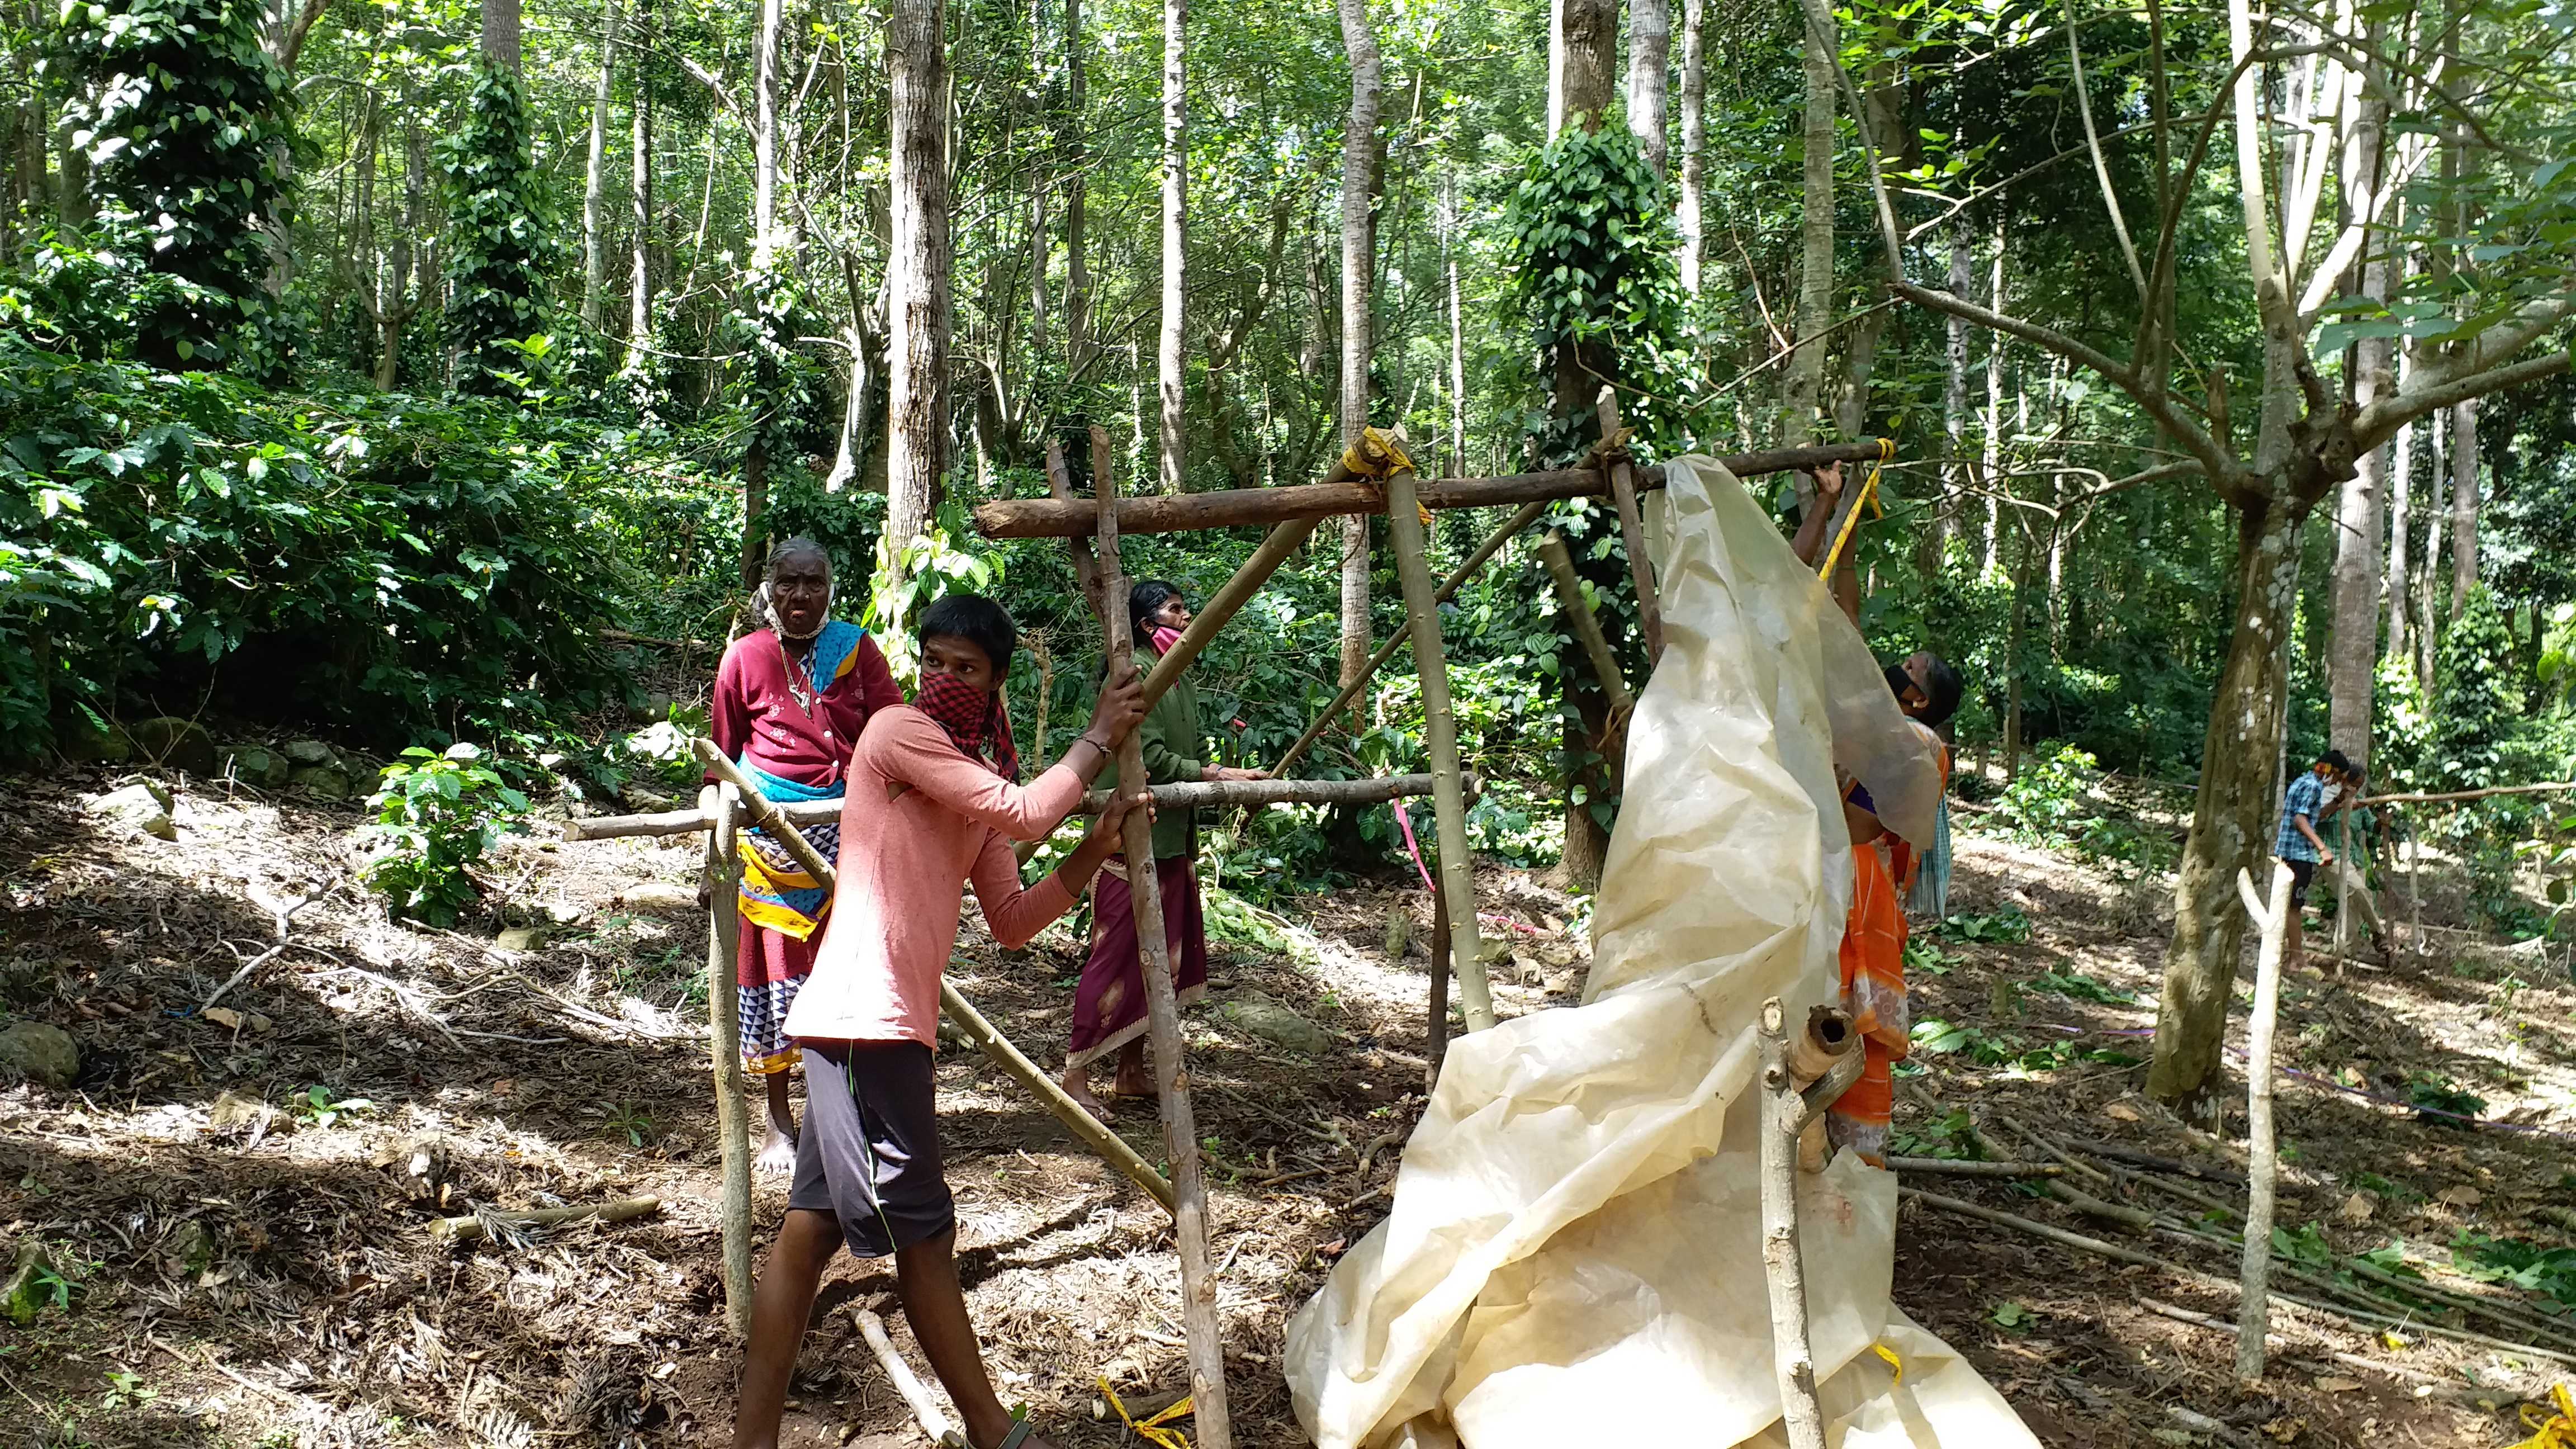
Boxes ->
[563,797,838,840]
[429,1195,661,1242]
[852,1308,969,1449]
[1079,774,1434,813]
[973,441,1890,539]
[1886,1157,2067,1178]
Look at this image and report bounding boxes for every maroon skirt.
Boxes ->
[1066,854,1208,1070]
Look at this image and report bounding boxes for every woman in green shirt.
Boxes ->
[1059,580,1266,1122]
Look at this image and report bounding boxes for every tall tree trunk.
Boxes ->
[1558,0,1616,134]
[482,0,520,73]
[581,0,617,330]
[1627,0,1670,179]
[887,0,952,548]
[1443,165,1465,478]
[740,0,784,589]
[1981,225,2006,574]
[2148,501,2302,1117]
[1675,0,1706,295]
[1547,0,1566,138]
[626,0,654,370]
[1335,0,1382,723]
[1154,0,1187,494]
[1062,0,1089,376]
[1938,224,1972,572]
[1553,0,1620,891]
[1781,0,1837,447]
[2326,91,2390,770]
[2448,397,2479,615]
[2384,345,2414,665]
[2416,401,2446,687]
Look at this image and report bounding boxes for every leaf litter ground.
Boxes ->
[3,763,2573,1446]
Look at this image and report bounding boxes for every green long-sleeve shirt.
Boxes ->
[1097,647,1201,859]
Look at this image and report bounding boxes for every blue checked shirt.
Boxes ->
[2276,771,2326,862]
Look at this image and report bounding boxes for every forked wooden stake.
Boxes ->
[1757,997,1827,1449]
[702,783,755,1337]
[1090,425,1233,1449]
[1385,463,1494,1034]
[1594,386,1664,664]
[2234,860,2296,1381]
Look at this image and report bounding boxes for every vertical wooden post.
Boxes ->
[702,783,755,1337]
[1425,887,1451,1091]
[1386,465,1495,1032]
[2234,860,2295,1381]
[1090,427,1233,1448]
[1756,998,1825,1449]
[1594,386,1664,663]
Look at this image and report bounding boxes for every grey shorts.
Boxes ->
[788,1040,955,1258]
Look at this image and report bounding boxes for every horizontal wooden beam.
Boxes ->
[566,773,1443,840]
[973,441,1892,539]
[1081,773,1434,813]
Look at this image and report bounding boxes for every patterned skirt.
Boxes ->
[1826,841,1910,1167]
[736,822,838,1076]
[1066,854,1209,1071]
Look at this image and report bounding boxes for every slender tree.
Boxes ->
[624,0,652,371]
[1782,0,1836,447]
[1336,0,1382,718]
[1675,0,1706,295]
[1156,0,1187,493]
[580,0,617,330]
[1627,0,1670,180]
[886,0,951,550]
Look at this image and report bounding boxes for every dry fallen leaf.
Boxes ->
[2105,1102,2142,1123]
[2338,1191,2378,1224]
[202,1006,244,1031]
[2313,1376,2365,1393]
[2437,1186,2483,1207]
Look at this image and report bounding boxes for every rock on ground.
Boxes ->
[1219,990,1331,1054]
[130,717,217,774]
[86,782,176,841]
[0,1020,79,1087]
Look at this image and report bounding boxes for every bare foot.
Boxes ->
[969,1420,1058,1449]
[1061,1075,1114,1125]
[1113,1061,1156,1101]
[756,1125,798,1175]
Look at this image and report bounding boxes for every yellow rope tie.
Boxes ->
[1341,427,1432,526]
[1816,437,1893,581]
[2511,1384,2576,1448]
[1098,1378,1195,1449]
[1872,1342,1904,1390]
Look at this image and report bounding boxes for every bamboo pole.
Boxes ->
[2356,780,2576,806]
[973,441,1892,539]
[1757,998,1826,1449]
[1594,387,1664,664]
[1386,463,1495,1034]
[1090,425,1232,1448]
[1139,517,1322,709]
[1272,499,1549,777]
[1424,887,1450,1092]
[703,783,755,1337]
[690,744,1176,1215]
[1080,774,1433,813]
[566,796,840,841]
[2235,861,2295,1381]
[428,1195,662,1241]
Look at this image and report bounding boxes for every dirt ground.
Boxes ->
[4,760,2574,1448]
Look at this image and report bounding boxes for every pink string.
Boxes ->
[1393,801,1550,936]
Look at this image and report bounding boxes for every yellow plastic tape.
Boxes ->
[1873,1342,1904,1390]
[1341,425,1414,481]
[2510,1383,2576,1449]
[1098,1377,1195,1449]
[1816,438,1894,581]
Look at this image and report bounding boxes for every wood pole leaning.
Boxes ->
[702,783,755,1337]
[1536,529,1637,779]
[2333,809,2353,965]
[427,1195,662,1242]
[572,774,1428,842]
[565,796,839,841]
[2235,861,2295,1381]
[1272,499,1549,778]
[1139,516,1322,710]
[691,744,1176,1215]
[1081,774,1433,813]
[1757,998,1827,1449]
[854,1309,969,1448]
[1594,387,1664,664]
[1386,465,1495,1034]
[1091,425,1233,1449]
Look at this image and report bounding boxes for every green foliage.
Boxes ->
[2407,1072,2489,1124]
[439,60,557,396]
[2429,587,2525,794]
[0,337,683,756]
[2451,1233,2576,1306]
[54,0,293,371]
[1932,906,2033,944]
[2029,969,2140,1006]
[2000,745,2100,845]
[292,1084,376,1129]
[361,744,529,926]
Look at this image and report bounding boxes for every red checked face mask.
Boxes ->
[912,669,1020,782]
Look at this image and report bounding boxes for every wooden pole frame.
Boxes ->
[703,783,755,1337]
[1594,387,1664,663]
[1536,528,1637,764]
[1386,463,1495,1034]
[1757,997,1826,1449]
[1091,425,1233,1448]
[1272,499,1549,778]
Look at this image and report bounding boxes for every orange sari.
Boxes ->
[1827,839,1908,1167]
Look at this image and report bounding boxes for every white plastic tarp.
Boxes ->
[1284,456,2038,1448]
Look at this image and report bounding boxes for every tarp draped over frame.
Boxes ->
[1284,457,2036,1448]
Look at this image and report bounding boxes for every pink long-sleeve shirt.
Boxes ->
[785,705,1087,1046]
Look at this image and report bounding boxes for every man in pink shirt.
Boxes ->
[733,594,1145,1449]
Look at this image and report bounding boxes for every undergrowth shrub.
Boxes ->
[361,744,528,926]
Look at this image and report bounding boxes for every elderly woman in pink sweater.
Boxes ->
[731,593,1147,1449]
